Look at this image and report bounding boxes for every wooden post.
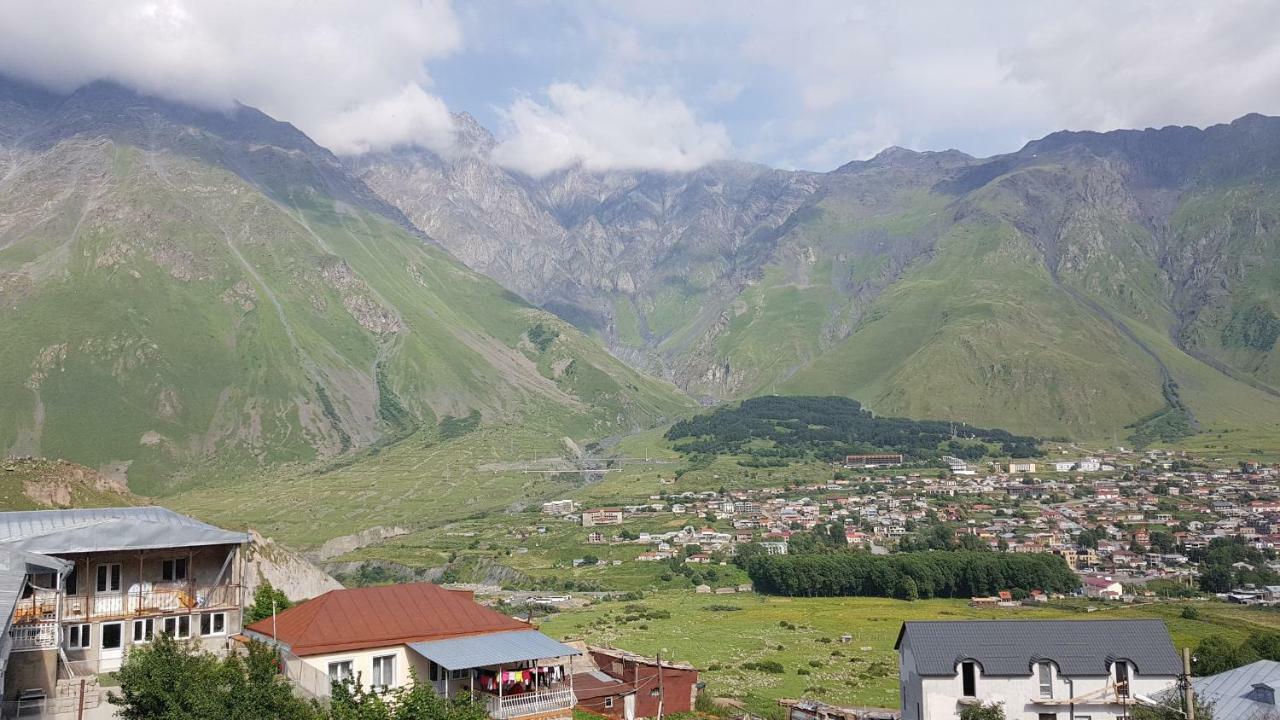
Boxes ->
[1184,647,1195,720]
[656,652,664,720]
[76,678,86,720]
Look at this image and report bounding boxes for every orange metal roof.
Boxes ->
[245,582,532,656]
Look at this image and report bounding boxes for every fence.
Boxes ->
[484,688,574,719]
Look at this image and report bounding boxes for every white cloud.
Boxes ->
[0,0,463,155]
[490,83,731,176]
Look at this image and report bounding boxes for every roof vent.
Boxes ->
[1250,683,1276,705]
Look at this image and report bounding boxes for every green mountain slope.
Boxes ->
[0,78,690,493]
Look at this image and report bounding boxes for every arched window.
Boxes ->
[1037,661,1054,699]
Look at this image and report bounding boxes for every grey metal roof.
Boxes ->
[409,630,580,670]
[0,548,72,677]
[896,620,1181,677]
[1190,659,1280,720]
[0,507,247,554]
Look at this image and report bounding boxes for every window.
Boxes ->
[1115,662,1130,697]
[1038,662,1053,699]
[65,569,77,596]
[133,619,154,643]
[961,661,977,697]
[96,563,121,593]
[200,612,226,636]
[101,623,122,651]
[329,661,354,684]
[162,616,191,639]
[66,624,91,650]
[372,654,396,690]
[1038,714,1057,720]
[604,698,614,709]
[162,558,188,582]
[450,668,468,680]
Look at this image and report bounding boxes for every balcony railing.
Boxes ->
[8,621,57,651]
[484,688,574,719]
[13,583,241,625]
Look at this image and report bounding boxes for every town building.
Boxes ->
[896,619,1181,720]
[246,582,581,719]
[0,507,248,715]
[541,500,576,516]
[581,509,624,527]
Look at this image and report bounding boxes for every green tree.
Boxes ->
[958,702,1006,720]
[246,580,294,624]
[1193,635,1259,675]
[109,634,318,720]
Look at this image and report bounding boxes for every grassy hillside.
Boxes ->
[0,458,138,510]
[1,134,689,495]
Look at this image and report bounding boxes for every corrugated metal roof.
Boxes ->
[245,582,535,656]
[896,620,1181,677]
[409,630,579,670]
[0,507,247,554]
[0,548,72,676]
[1191,659,1280,719]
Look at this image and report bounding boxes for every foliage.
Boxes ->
[741,660,785,674]
[957,702,1006,720]
[664,396,1040,462]
[245,580,293,624]
[745,550,1078,599]
[329,675,490,720]
[109,635,319,720]
[527,323,560,352]
[1222,303,1280,351]
[1131,695,1214,720]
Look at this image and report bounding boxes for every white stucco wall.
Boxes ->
[906,658,1175,720]
[301,645,413,691]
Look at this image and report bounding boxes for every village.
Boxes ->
[529,447,1280,604]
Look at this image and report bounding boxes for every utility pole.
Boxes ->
[1183,647,1195,720]
[655,652,664,720]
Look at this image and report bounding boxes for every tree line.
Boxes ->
[665,395,1041,461]
[741,549,1078,599]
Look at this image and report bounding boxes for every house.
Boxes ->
[896,620,1181,720]
[582,509,624,527]
[586,647,698,718]
[844,454,904,468]
[1081,576,1125,599]
[246,583,581,719]
[0,507,248,711]
[1185,659,1280,719]
[941,456,969,473]
[759,541,789,556]
[1007,462,1036,474]
[542,500,576,516]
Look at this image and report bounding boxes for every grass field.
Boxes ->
[538,591,1280,717]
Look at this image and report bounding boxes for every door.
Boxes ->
[624,693,636,720]
[94,563,124,616]
[100,622,124,671]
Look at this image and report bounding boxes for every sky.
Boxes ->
[3,0,1280,174]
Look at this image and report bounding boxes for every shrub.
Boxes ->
[742,660,785,674]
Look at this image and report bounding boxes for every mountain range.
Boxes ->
[0,76,689,494]
[353,112,1280,443]
[6,73,1280,494]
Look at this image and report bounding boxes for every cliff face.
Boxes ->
[245,529,343,601]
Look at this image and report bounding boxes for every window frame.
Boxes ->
[161,558,189,582]
[1114,661,1130,697]
[161,615,191,639]
[66,623,91,650]
[200,611,227,636]
[329,660,355,685]
[961,660,977,698]
[132,618,155,644]
[604,697,614,709]
[372,654,397,691]
[1038,662,1054,699]
[96,563,121,593]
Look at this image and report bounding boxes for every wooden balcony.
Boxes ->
[12,583,242,626]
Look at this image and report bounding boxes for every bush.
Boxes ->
[741,660,785,674]
[796,668,810,676]
[808,660,824,668]
[1180,606,1200,620]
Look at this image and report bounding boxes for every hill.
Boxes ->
[0,76,691,494]
[355,116,1280,443]
[0,457,137,509]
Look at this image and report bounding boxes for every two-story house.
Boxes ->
[0,507,248,713]
[896,620,1181,720]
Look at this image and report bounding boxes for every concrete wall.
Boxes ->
[301,645,413,692]
[910,660,1174,720]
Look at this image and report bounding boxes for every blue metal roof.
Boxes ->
[409,630,580,670]
[1191,659,1280,719]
